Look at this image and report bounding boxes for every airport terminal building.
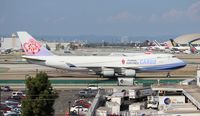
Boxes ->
[0,33,21,51]
[166,33,200,46]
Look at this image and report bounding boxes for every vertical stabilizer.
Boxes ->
[153,40,161,46]
[17,32,53,56]
[170,39,179,47]
[189,42,197,54]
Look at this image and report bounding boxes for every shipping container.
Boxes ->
[129,88,152,99]
[106,102,120,115]
[96,107,109,116]
[111,97,122,105]
[129,103,144,111]
[147,95,186,110]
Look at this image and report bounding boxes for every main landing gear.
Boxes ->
[166,72,171,78]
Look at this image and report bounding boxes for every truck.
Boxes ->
[129,88,152,99]
[118,77,134,86]
[147,95,185,109]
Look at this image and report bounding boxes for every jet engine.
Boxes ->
[101,68,115,77]
[123,69,136,77]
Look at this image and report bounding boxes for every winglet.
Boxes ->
[17,32,54,56]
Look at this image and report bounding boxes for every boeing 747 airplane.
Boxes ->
[17,32,186,77]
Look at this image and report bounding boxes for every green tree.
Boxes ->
[22,72,57,116]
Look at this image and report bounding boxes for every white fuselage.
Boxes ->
[23,53,186,72]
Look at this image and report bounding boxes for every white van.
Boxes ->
[12,91,25,97]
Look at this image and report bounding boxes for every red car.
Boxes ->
[0,103,11,112]
[73,99,91,108]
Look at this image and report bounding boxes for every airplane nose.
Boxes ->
[179,60,187,67]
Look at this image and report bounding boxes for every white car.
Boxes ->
[87,85,101,90]
[70,106,88,115]
[11,107,21,115]
[3,111,19,116]
[12,91,26,97]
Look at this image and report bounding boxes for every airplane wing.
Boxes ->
[21,56,46,62]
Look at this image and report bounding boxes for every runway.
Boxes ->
[0,63,196,81]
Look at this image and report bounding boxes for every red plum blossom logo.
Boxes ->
[23,38,41,55]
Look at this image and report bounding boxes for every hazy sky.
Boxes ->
[1,0,200,36]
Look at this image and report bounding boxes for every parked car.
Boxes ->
[1,86,12,92]
[11,107,21,115]
[4,100,19,104]
[70,106,88,115]
[3,111,19,116]
[6,96,21,101]
[78,90,97,98]
[0,103,11,112]
[73,99,91,108]
[12,91,26,98]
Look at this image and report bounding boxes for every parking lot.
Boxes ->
[0,87,95,116]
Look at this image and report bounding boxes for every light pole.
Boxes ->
[97,75,99,88]
[68,101,71,116]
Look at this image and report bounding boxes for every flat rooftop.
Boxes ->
[152,84,200,110]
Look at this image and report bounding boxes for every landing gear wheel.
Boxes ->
[166,72,171,78]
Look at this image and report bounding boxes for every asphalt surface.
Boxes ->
[0,63,197,80]
[0,88,94,116]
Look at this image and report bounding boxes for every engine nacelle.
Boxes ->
[123,69,136,77]
[102,68,115,77]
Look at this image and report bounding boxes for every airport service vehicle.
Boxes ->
[147,95,185,109]
[17,32,186,77]
[87,85,101,90]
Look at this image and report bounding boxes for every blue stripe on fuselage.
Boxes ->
[137,62,186,72]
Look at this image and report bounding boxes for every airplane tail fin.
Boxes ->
[153,40,161,46]
[189,42,197,53]
[17,32,54,56]
[170,39,179,47]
